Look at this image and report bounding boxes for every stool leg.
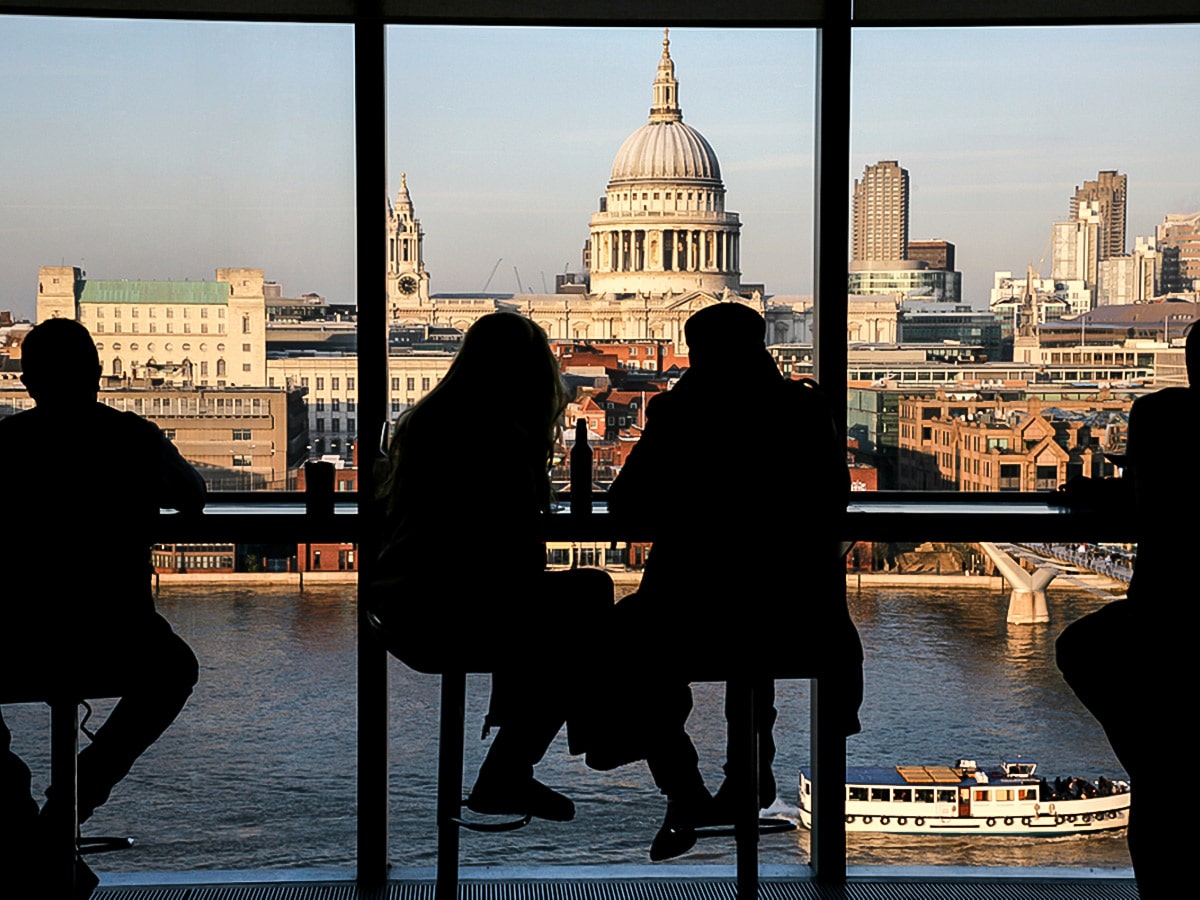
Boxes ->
[435,672,466,900]
[727,679,759,900]
[811,677,847,883]
[48,700,79,900]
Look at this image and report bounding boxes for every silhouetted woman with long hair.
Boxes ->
[371,312,612,821]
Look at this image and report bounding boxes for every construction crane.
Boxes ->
[482,258,502,292]
[1034,232,1053,279]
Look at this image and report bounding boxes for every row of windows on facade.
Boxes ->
[106,358,250,377]
[91,322,225,334]
[110,396,268,416]
[618,191,711,203]
[96,342,247,353]
[268,376,357,391]
[87,319,253,336]
[391,375,432,391]
[312,399,355,412]
[313,418,353,433]
[88,306,224,318]
[150,553,236,569]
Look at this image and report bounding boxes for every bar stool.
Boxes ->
[412,657,793,900]
[0,683,133,899]
[365,611,530,900]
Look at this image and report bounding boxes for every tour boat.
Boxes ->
[798,757,1130,836]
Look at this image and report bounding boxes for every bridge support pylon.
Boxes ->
[978,542,1053,624]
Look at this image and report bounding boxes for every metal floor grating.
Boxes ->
[88,876,1142,900]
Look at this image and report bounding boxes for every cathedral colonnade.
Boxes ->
[591,224,740,278]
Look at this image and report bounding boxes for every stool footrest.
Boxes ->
[694,817,797,838]
[78,836,135,855]
[446,801,530,840]
[446,816,530,835]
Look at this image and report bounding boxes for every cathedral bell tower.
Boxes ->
[387,172,432,319]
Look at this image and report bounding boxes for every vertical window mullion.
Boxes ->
[354,5,390,885]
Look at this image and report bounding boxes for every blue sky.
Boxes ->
[3,17,1200,320]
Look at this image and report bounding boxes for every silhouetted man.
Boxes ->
[1057,325,1197,900]
[0,318,204,894]
[602,302,863,859]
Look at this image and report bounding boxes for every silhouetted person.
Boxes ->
[601,302,864,860]
[0,318,203,895]
[1056,324,1197,899]
[370,312,613,822]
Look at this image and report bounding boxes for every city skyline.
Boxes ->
[4,19,1200,320]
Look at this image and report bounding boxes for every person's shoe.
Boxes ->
[649,790,715,861]
[465,776,575,822]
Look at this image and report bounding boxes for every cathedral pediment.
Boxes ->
[662,290,722,312]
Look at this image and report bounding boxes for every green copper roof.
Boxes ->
[79,280,229,305]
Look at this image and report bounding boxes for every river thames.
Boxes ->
[2,579,1132,875]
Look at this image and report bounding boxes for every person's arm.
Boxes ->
[158,429,207,513]
[605,394,675,533]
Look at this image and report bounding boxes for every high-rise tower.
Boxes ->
[1070,170,1127,261]
[852,160,909,263]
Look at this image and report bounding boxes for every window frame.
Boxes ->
[8,0,1200,885]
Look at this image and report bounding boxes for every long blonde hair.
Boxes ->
[381,313,569,512]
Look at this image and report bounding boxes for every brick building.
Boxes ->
[896,393,1133,491]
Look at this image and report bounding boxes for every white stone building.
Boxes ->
[266,350,455,460]
[36,265,268,387]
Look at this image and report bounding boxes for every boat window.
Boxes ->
[870,787,890,802]
[994,789,1015,802]
[1019,788,1037,801]
[894,789,912,802]
[974,789,990,802]
[937,789,957,803]
[915,789,935,803]
[848,786,869,801]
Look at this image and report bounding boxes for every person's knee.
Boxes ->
[156,634,199,696]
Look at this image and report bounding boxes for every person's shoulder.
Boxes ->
[1131,386,1194,419]
[781,377,835,411]
[1135,385,1192,404]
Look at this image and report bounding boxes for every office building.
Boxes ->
[852,160,910,263]
[1071,170,1127,261]
[1156,211,1200,293]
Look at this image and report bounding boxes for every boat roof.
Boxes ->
[801,764,1042,787]
[799,766,972,787]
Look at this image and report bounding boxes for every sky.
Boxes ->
[3,17,1200,321]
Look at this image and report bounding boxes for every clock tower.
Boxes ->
[387,172,432,320]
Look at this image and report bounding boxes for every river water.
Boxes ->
[2,580,1132,874]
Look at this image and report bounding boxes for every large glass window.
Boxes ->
[383,24,816,867]
[4,1,1194,887]
[849,24,1200,492]
[0,14,356,491]
[0,12,359,872]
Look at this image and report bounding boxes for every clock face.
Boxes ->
[399,275,418,294]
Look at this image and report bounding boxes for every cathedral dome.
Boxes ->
[606,29,722,188]
[609,120,721,185]
[588,30,741,299]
